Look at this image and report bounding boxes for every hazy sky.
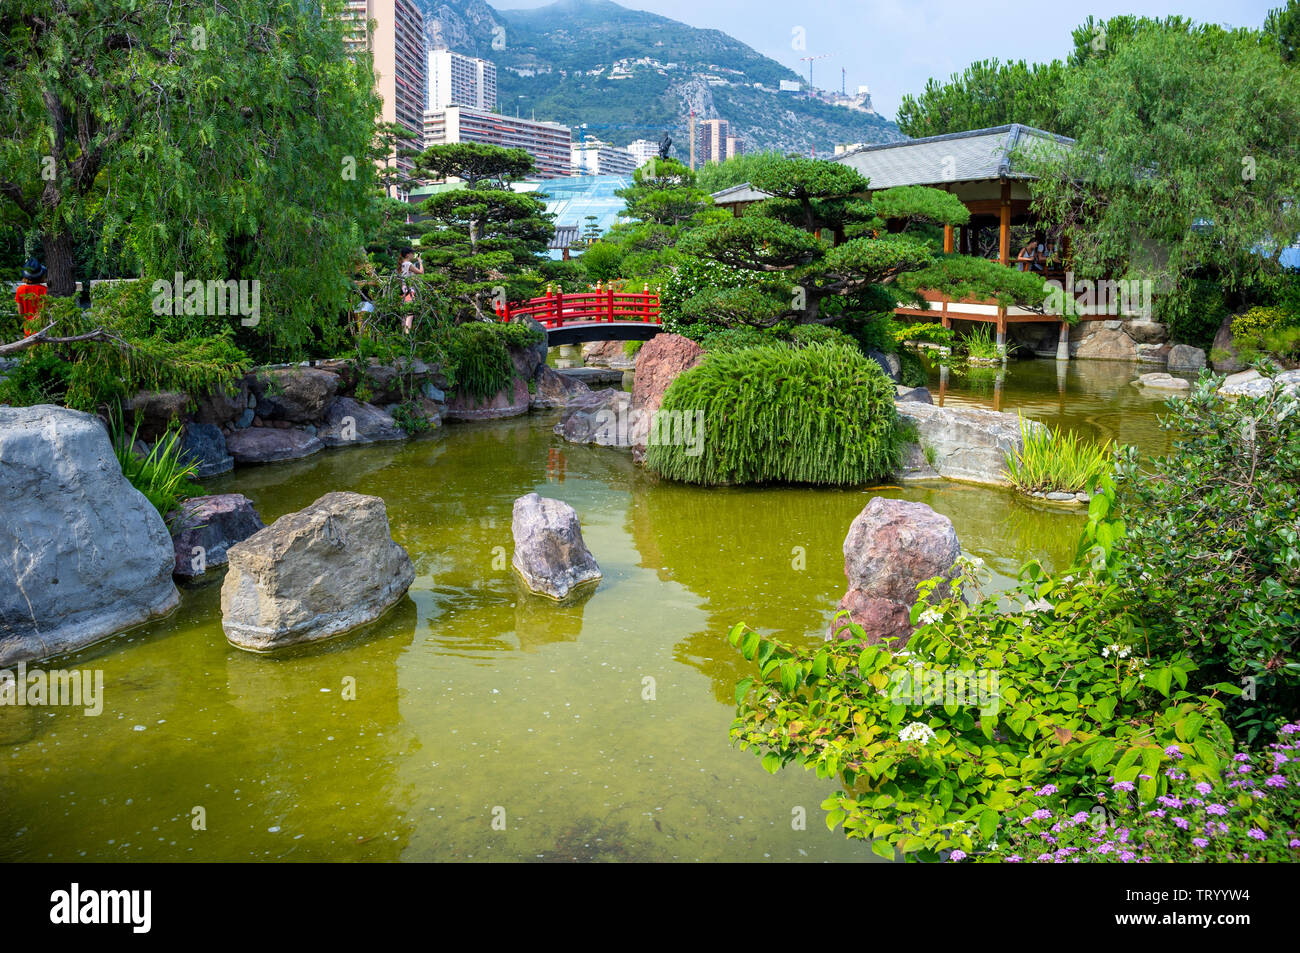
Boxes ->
[499,0,1281,120]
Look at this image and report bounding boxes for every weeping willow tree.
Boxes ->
[645,342,904,486]
[0,0,383,359]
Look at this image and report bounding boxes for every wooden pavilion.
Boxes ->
[711,124,1124,358]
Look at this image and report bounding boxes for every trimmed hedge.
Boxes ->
[645,342,905,485]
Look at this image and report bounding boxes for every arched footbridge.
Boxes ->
[495,290,662,346]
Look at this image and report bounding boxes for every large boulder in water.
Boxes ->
[895,402,1043,486]
[0,405,179,665]
[832,497,960,648]
[225,426,323,464]
[443,378,530,421]
[511,492,602,599]
[531,364,594,410]
[220,491,414,651]
[318,397,406,447]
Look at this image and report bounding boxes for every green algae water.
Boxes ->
[0,357,1185,862]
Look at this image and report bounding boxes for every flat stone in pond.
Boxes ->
[318,397,406,447]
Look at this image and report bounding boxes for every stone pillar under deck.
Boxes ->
[1056,321,1071,361]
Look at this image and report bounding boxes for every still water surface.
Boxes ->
[0,358,1186,861]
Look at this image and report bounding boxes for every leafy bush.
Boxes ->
[0,295,250,412]
[577,242,624,282]
[645,342,904,486]
[108,409,201,526]
[1231,305,1300,362]
[1005,415,1113,494]
[895,254,1050,311]
[894,322,955,347]
[1111,374,1300,742]
[728,551,1233,861]
[679,324,773,352]
[659,257,755,334]
[1159,277,1229,350]
[977,722,1300,862]
[445,321,516,402]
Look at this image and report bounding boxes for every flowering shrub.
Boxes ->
[727,554,1235,861]
[972,723,1300,862]
[1111,374,1300,742]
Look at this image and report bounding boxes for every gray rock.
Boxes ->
[170,493,265,579]
[867,349,903,382]
[1219,368,1300,399]
[556,366,626,385]
[318,397,406,447]
[531,364,594,410]
[895,385,933,404]
[124,390,190,442]
[250,367,340,423]
[511,492,602,600]
[220,491,414,651]
[192,384,248,428]
[1167,344,1206,371]
[894,402,1044,486]
[0,405,179,665]
[832,497,960,647]
[225,426,323,465]
[1211,315,1246,373]
[1123,320,1168,345]
[179,422,233,478]
[235,407,255,429]
[443,378,530,421]
[894,441,940,482]
[554,389,635,447]
[422,381,446,403]
[1070,325,1139,361]
[1133,372,1190,392]
[1045,491,1078,502]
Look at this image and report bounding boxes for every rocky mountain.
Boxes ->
[416,0,904,155]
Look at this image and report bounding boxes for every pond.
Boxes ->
[0,356,1188,862]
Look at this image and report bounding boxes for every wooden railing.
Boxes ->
[495,290,661,328]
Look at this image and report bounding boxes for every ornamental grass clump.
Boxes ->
[1004,415,1114,495]
[644,341,905,486]
[108,409,201,527]
[975,722,1300,863]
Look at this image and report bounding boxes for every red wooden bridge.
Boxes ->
[495,290,663,346]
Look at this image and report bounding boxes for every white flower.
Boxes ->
[1024,597,1054,613]
[917,607,943,626]
[899,722,937,746]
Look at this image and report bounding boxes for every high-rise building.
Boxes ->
[424,106,572,179]
[571,138,639,176]
[626,139,660,167]
[696,119,737,165]
[341,0,427,190]
[427,49,497,111]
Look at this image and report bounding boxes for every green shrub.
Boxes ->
[1112,374,1300,743]
[108,409,201,526]
[622,340,643,358]
[578,242,624,282]
[681,324,772,352]
[0,347,75,406]
[445,322,514,402]
[1160,277,1229,349]
[894,321,954,347]
[728,551,1233,861]
[1004,415,1113,494]
[659,257,755,334]
[645,342,905,485]
[1231,305,1300,361]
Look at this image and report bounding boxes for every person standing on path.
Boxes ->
[14,258,48,336]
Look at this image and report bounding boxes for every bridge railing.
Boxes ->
[495,290,661,328]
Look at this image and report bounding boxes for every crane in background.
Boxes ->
[799,53,832,89]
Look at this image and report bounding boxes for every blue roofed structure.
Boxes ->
[518,174,634,259]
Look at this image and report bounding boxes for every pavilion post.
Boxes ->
[943,224,954,254]
[998,179,1011,268]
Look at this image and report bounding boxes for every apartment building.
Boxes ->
[571,138,639,176]
[341,0,427,189]
[427,49,497,111]
[695,119,744,165]
[424,106,572,179]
